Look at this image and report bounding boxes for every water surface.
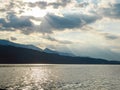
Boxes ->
[0,64,120,90]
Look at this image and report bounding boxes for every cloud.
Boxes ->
[105,33,119,40]
[76,2,89,8]
[99,4,120,19]
[10,37,17,41]
[48,0,71,8]
[76,1,120,20]
[0,0,100,35]
[0,0,26,16]
[0,0,120,35]
[0,13,35,34]
[27,0,71,9]
[28,1,47,9]
[39,13,99,33]
[43,35,72,44]
[0,12,100,34]
[0,13,33,29]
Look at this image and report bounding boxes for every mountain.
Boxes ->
[0,39,120,64]
[0,40,42,51]
[0,40,74,56]
[44,48,75,56]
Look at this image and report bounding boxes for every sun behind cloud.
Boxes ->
[21,6,47,17]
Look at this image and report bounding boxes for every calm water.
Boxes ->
[0,64,120,90]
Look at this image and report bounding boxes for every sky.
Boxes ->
[0,0,120,60]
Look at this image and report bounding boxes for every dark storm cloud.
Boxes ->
[0,13,33,29]
[39,13,99,33]
[100,4,120,19]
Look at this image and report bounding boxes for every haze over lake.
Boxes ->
[0,64,120,90]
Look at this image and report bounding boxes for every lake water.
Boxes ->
[0,64,120,90]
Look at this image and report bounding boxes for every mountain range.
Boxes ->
[0,39,120,64]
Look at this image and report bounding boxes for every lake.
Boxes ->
[0,64,120,90]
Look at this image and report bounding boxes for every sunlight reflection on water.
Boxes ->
[0,65,120,90]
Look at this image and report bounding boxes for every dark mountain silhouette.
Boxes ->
[44,48,75,56]
[0,39,120,64]
[0,40,42,51]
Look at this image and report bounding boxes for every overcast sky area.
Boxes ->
[0,0,120,60]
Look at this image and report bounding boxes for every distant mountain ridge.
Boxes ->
[43,48,75,56]
[0,40,42,51]
[0,39,120,64]
[0,39,75,57]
